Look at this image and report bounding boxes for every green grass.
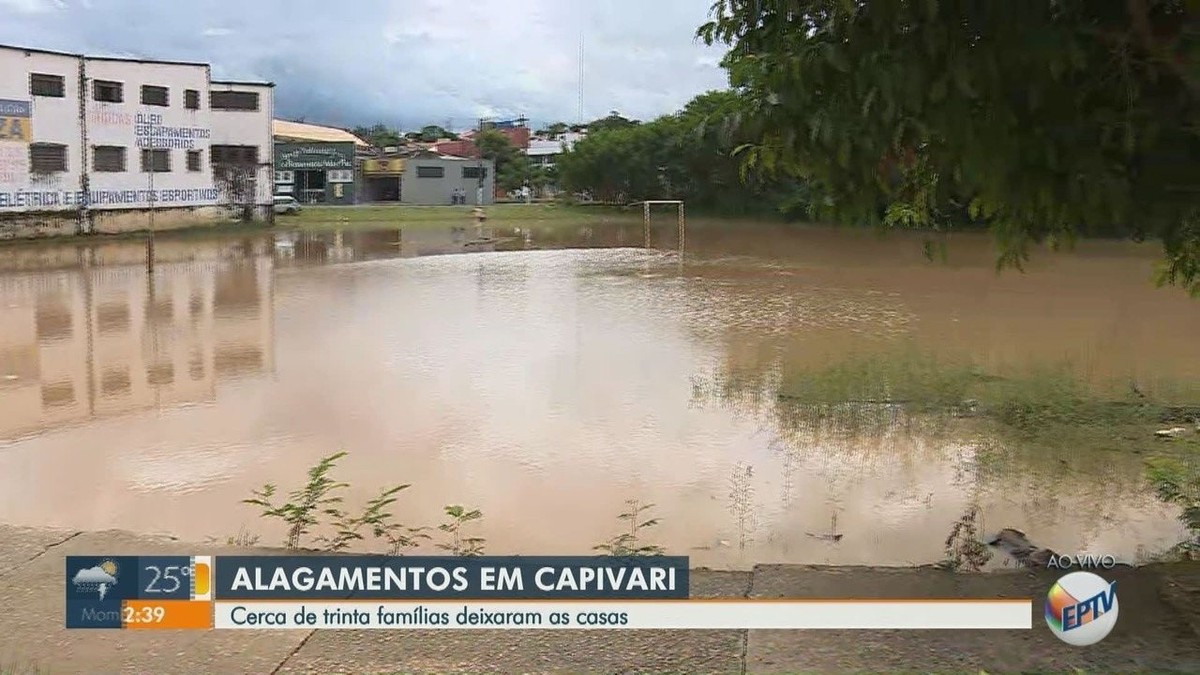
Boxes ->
[0,203,634,250]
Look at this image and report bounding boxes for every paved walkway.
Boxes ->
[1,525,1197,674]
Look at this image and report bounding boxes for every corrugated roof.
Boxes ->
[272,119,367,147]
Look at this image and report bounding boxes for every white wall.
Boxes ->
[0,46,274,223]
[0,47,84,212]
[84,58,217,211]
[209,82,274,207]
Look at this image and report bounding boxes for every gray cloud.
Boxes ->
[0,0,729,130]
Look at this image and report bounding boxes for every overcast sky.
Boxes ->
[0,0,730,131]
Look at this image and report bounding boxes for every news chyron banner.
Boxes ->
[65,555,1032,630]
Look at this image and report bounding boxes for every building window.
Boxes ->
[140,85,169,107]
[186,150,202,172]
[184,89,200,110]
[29,143,67,173]
[328,170,353,183]
[93,80,123,103]
[274,170,294,183]
[462,166,488,179]
[210,91,259,111]
[93,146,126,172]
[141,148,170,173]
[416,165,444,178]
[30,73,65,98]
[210,144,259,165]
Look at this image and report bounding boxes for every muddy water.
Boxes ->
[0,221,1193,568]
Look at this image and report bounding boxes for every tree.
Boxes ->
[699,0,1200,293]
[588,110,640,133]
[536,122,571,138]
[420,125,457,142]
[556,90,806,211]
[475,129,532,192]
[352,123,403,148]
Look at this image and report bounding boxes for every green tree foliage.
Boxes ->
[587,110,641,133]
[475,129,533,192]
[698,0,1200,292]
[420,125,458,142]
[537,121,571,137]
[557,91,805,211]
[352,123,404,148]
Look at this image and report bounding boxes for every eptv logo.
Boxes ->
[1044,572,1119,646]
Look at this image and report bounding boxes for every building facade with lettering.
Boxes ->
[0,44,274,239]
[273,142,357,205]
[271,120,368,205]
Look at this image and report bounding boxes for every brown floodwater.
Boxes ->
[0,220,1194,568]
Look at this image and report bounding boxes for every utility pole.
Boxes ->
[476,116,485,206]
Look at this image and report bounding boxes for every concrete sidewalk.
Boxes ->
[0,525,1197,674]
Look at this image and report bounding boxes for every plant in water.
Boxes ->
[941,505,992,572]
[437,505,486,556]
[319,484,428,554]
[594,499,665,556]
[1145,457,1200,559]
[728,463,757,551]
[243,451,431,554]
[244,451,350,549]
[205,526,260,547]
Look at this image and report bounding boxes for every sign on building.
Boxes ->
[0,99,31,142]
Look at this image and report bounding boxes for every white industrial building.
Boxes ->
[524,131,586,168]
[0,44,274,239]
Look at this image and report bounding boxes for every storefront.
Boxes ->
[362,157,404,202]
[273,142,356,205]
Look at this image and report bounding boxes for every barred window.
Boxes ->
[184,89,200,110]
[93,80,123,103]
[210,144,259,165]
[140,85,169,107]
[30,73,65,98]
[141,148,170,173]
[186,150,201,172]
[30,143,67,173]
[462,166,487,179]
[210,91,259,111]
[93,146,126,172]
[416,165,444,178]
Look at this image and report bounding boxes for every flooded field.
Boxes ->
[0,220,1196,568]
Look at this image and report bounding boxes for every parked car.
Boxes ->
[273,195,301,215]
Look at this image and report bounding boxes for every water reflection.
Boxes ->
[0,222,1194,566]
[0,239,273,443]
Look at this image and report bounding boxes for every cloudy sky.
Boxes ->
[0,0,730,131]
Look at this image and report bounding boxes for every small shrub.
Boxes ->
[244,451,350,549]
[594,499,665,556]
[242,451,426,553]
[728,463,757,551]
[941,505,992,572]
[438,505,486,556]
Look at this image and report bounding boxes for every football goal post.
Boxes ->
[629,200,685,250]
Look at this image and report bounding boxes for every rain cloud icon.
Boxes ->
[73,562,118,600]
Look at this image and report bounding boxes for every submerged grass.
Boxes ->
[0,203,631,250]
[755,346,1200,551]
[771,348,1198,444]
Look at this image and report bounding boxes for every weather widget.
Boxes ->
[65,555,212,629]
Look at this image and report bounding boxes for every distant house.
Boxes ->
[433,119,532,158]
[525,132,585,168]
[271,120,368,204]
[359,147,495,206]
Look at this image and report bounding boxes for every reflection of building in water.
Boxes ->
[0,241,273,440]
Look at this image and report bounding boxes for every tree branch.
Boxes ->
[1126,0,1200,94]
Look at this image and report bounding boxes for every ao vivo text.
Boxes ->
[1045,553,1121,570]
